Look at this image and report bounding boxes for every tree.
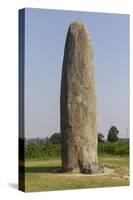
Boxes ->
[44,137,51,144]
[50,132,61,144]
[107,126,119,142]
[98,133,104,143]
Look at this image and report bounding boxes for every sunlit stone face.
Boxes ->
[60,21,103,174]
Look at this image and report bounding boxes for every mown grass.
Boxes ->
[24,155,129,192]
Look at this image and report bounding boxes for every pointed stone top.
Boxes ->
[69,21,86,32]
[68,21,91,41]
[70,21,86,28]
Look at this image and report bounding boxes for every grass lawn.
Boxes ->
[24,155,129,192]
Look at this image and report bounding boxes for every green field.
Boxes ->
[24,155,129,192]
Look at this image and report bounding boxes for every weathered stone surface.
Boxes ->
[60,21,102,174]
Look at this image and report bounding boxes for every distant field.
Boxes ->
[24,155,129,192]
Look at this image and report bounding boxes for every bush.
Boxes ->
[25,141,129,160]
[25,143,61,159]
[98,141,129,156]
[113,142,129,155]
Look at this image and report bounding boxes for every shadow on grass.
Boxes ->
[25,166,62,173]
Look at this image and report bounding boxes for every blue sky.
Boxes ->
[24,8,129,139]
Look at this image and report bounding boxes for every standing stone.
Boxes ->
[60,21,102,174]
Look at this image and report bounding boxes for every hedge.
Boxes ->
[25,141,129,159]
[25,144,61,159]
[98,141,129,156]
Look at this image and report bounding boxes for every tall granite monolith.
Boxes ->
[60,21,103,174]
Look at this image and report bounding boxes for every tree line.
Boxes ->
[25,132,61,145]
[25,126,128,145]
[98,126,119,143]
[24,126,129,159]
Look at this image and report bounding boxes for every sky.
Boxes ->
[24,8,129,139]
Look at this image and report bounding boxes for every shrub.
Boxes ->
[98,141,129,156]
[113,142,129,156]
[25,143,61,159]
[25,141,129,160]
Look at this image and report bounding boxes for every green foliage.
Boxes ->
[25,144,61,159]
[98,141,129,156]
[50,132,61,144]
[98,133,104,143]
[25,137,52,144]
[107,126,119,142]
[25,133,62,145]
[25,141,129,160]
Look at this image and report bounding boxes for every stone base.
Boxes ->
[62,163,104,174]
[81,163,104,174]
